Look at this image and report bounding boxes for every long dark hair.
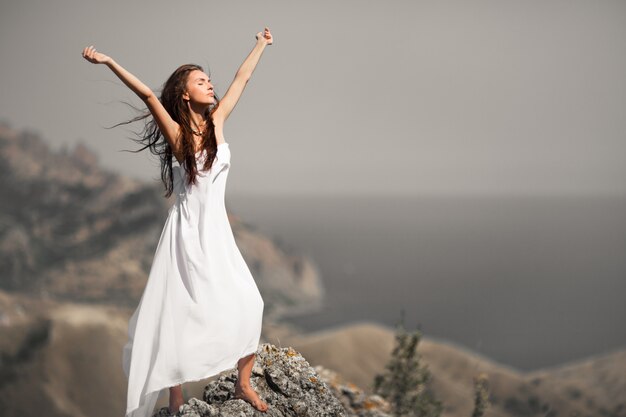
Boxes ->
[113,64,221,198]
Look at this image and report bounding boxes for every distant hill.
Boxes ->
[272,322,626,417]
[1,290,624,417]
[0,122,324,318]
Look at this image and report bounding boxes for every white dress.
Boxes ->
[122,142,265,417]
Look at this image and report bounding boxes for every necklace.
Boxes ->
[191,120,207,136]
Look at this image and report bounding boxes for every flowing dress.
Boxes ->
[122,142,265,417]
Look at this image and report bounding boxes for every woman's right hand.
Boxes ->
[82,45,111,65]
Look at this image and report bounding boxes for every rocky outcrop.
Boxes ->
[153,344,391,417]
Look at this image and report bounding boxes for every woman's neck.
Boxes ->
[187,102,210,131]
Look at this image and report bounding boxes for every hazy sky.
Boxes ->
[1,0,625,196]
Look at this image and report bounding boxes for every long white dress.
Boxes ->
[122,142,265,417]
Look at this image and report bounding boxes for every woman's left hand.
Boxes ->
[256,27,273,45]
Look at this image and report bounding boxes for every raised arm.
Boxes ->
[81,46,181,153]
[212,28,273,123]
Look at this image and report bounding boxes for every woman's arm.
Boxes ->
[212,28,273,123]
[81,46,181,152]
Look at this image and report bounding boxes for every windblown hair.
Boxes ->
[113,64,221,198]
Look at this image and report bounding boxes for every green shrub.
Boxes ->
[373,312,443,417]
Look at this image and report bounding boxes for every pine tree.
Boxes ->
[471,373,490,417]
[373,311,443,417]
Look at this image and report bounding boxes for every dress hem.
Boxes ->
[125,344,260,416]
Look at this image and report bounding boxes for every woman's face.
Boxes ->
[183,70,215,106]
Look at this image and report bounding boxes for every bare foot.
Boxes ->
[234,383,269,412]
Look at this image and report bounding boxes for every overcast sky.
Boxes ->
[1,0,625,196]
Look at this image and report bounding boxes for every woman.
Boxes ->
[82,27,273,417]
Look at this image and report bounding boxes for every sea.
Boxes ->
[227,193,626,372]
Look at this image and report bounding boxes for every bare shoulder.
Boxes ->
[212,113,227,146]
[167,129,184,163]
[212,105,226,124]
